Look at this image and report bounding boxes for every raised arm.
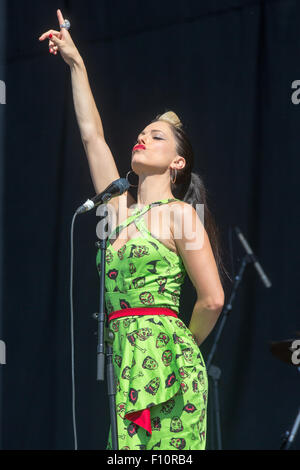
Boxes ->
[38,9,135,216]
[69,55,121,193]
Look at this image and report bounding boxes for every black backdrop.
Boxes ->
[0,0,299,450]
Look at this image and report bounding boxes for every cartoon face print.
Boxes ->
[111,320,120,332]
[126,333,146,353]
[126,422,139,438]
[107,268,118,280]
[144,377,161,395]
[161,399,175,415]
[165,372,177,388]
[128,245,149,258]
[170,416,183,433]
[169,438,186,450]
[155,276,167,294]
[135,327,153,341]
[117,245,127,260]
[142,355,158,370]
[120,299,131,309]
[114,354,122,367]
[180,381,189,394]
[173,333,185,344]
[175,320,185,329]
[151,417,161,431]
[105,250,114,265]
[156,332,170,348]
[121,366,131,380]
[182,348,194,363]
[116,402,126,418]
[183,402,197,413]
[139,291,154,305]
[178,367,190,378]
[192,379,200,393]
[161,349,173,366]
[122,318,137,328]
[128,387,139,405]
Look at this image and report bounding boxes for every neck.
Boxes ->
[135,173,174,206]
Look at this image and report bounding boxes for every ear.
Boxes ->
[172,156,186,171]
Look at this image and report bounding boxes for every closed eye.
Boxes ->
[134,137,163,144]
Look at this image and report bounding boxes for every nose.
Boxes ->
[137,134,146,145]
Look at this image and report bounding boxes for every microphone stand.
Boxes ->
[206,226,271,450]
[207,253,251,450]
[280,367,300,449]
[75,180,130,450]
[94,204,118,450]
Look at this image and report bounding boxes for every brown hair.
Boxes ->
[152,110,230,285]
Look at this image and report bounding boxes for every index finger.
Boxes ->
[57,9,65,28]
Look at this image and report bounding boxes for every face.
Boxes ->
[131,121,185,175]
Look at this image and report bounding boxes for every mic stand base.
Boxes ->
[105,335,118,451]
[95,236,119,450]
[208,364,222,450]
[280,408,300,450]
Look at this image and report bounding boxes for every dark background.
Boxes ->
[0,0,299,450]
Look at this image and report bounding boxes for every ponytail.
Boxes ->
[152,110,231,285]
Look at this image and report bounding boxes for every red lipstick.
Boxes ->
[133,144,146,152]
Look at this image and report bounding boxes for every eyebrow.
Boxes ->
[141,129,166,135]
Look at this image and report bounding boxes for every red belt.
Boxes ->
[108,306,178,323]
[108,306,179,436]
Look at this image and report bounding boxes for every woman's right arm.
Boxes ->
[69,54,122,194]
[39,9,136,216]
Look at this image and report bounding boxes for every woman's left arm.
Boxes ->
[173,202,225,346]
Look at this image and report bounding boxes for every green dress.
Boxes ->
[96,198,208,450]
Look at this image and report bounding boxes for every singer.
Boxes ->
[39,9,226,450]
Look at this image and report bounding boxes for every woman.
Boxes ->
[39,9,225,450]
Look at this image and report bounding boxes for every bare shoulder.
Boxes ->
[169,200,203,230]
[171,200,207,253]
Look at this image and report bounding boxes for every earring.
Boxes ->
[126,170,138,188]
[170,168,177,184]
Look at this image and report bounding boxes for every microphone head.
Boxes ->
[117,178,131,193]
[78,177,131,213]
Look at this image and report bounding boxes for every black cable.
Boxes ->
[70,212,78,450]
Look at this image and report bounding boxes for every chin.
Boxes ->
[131,158,144,175]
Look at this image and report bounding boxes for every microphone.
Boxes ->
[76,178,130,214]
[235,226,272,288]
